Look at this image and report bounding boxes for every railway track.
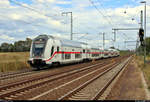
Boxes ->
[0,69,33,80]
[0,55,130,100]
[0,57,115,83]
[0,58,114,100]
[59,56,132,100]
[0,58,114,87]
[26,56,129,100]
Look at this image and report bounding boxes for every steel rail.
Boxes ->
[0,61,109,99]
[58,62,121,100]
[29,56,127,100]
[58,56,129,100]
[92,56,132,100]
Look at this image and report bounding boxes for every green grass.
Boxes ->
[0,52,31,72]
[120,51,133,56]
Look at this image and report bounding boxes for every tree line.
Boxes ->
[0,38,32,52]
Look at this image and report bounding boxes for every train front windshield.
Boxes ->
[32,38,46,57]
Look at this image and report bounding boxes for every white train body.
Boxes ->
[28,35,120,68]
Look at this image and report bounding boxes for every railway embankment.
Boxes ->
[106,55,147,100]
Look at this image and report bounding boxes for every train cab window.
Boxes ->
[83,49,85,53]
[51,46,54,56]
[57,46,59,52]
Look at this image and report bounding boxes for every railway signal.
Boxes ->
[139,28,144,46]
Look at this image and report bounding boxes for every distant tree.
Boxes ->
[0,37,32,52]
[14,41,25,52]
[12,38,32,52]
[8,44,14,52]
[1,43,10,52]
[25,38,32,51]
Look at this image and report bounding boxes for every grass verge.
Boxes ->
[120,51,133,56]
[135,55,150,90]
[0,52,31,72]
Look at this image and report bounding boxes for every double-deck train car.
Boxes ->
[28,35,120,69]
[107,49,120,57]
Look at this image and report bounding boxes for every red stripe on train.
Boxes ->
[45,51,107,62]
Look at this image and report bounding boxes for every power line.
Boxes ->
[9,0,56,19]
[7,0,69,34]
[88,0,113,26]
[0,14,52,31]
[96,0,115,25]
[96,0,140,46]
[122,33,134,40]
[89,0,117,43]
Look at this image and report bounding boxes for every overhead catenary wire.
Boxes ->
[9,0,136,50]
[10,0,114,39]
[9,0,57,19]
[96,0,141,43]
[88,0,113,26]
[7,0,70,34]
[122,33,135,40]
[95,0,119,42]
[0,14,53,31]
[96,0,115,26]
[89,0,116,43]
[90,0,130,46]
[0,14,69,38]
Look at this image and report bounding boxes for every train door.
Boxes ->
[83,49,86,59]
[56,46,60,61]
[85,49,88,59]
[87,49,90,59]
[61,47,65,62]
[50,45,57,61]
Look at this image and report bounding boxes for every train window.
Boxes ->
[65,54,71,59]
[92,54,99,57]
[83,49,85,53]
[51,46,54,56]
[75,54,82,59]
[57,46,59,52]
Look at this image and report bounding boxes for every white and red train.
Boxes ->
[28,35,120,69]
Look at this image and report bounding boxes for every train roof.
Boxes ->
[35,35,118,50]
[37,34,89,48]
[108,48,119,52]
[91,47,100,50]
[59,39,85,48]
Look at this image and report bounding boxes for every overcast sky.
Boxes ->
[0,0,150,50]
